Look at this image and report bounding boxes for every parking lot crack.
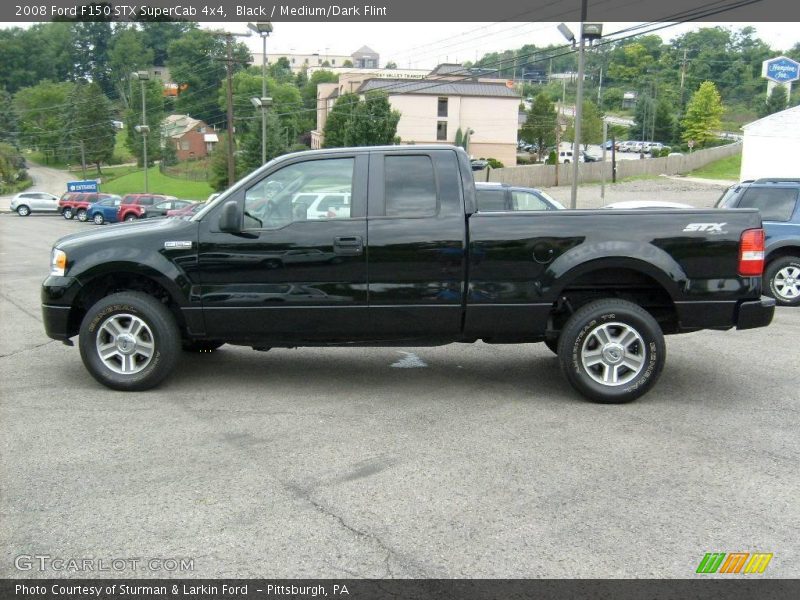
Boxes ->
[285,483,408,578]
[0,291,43,322]
[0,339,56,358]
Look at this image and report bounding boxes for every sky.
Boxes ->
[2,20,799,69]
[217,22,800,69]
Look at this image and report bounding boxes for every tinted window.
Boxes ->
[715,186,741,208]
[476,189,507,211]
[738,187,798,221]
[140,197,155,206]
[244,157,354,228]
[384,155,437,217]
[512,191,549,211]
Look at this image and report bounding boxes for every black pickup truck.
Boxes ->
[42,145,774,403]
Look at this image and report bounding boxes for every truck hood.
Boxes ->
[54,217,198,251]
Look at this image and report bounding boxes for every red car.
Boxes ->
[59,192,116,221]
[116,194,178,222]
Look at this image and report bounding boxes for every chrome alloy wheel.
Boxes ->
[95,313,155,374]
[774,265,800,301]
[580,321,646,386]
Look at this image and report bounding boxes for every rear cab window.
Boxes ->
[384,155,438,217]
[738,187,798,221]
[476,188,507,212]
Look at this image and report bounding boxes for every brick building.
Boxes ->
[162,114,219,161]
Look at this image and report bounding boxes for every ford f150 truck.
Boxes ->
[42,146,775,403]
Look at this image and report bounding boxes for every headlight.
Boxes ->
[51,248,67,276]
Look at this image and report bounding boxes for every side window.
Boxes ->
[476,189,507,211]
[739,188,798,222]
[141,197,155,206]
[512,191,549,211]
[243,157,354,229]
[384,155,437,217]
[154,201,171,210]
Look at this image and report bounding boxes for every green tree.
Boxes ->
[384,61,398,69]
[168,30,250,125]
[322,93,360,148]
[239,109,289,173]
[759,85,789,117]
[209,132,245,191]
[63,83,116,174]
[519,92,556,154]
[633,94,655,142]
[653,98,677,143]
[73,22,115,96]
[343,92,401,147]
[13,81,75,163]
[682,81,725,148]
[0,89,19,146]
[0,142,28,192]
[140,21,198,66]
[268,57,294,84]
[565,100,603,150]
[109,27,154,110]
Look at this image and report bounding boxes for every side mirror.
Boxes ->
[218,200,241,233]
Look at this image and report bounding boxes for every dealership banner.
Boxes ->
[4,0,800,22]
[3,579,800,599]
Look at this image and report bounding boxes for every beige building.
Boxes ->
[251,45,380,73]
[311,65,520,166]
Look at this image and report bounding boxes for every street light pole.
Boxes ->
[570,0,588,209]
[132,71,150,192]
[248,22,273,165]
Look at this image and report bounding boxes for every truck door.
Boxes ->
[366,149,467,337]
[196,153,369,341]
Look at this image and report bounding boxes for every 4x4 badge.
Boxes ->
[164,241,193,249]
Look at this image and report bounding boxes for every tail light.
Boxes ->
[739,228,765,276]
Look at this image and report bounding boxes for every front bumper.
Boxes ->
[736,295,776,330]
[41,275,83,340]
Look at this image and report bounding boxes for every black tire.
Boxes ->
[557,299,666,404]
[182,340,224,353]
[76,208,88,222]
[764,256,800,307]
[63,207,74,219]
[78,291,180,391]
[124,214,137,222]
[543,336,559,355]
[16,205,30,217]
[92,212,104,225]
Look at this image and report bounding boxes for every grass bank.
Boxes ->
[100,165,213,200]
[688,153,741,180]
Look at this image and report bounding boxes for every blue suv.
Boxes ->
[716,178,800,306]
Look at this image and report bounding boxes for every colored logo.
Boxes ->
[762,56,800,83]
[696,552,773,574]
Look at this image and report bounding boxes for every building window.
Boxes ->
[437,97,448,118]
[436,121,447,141]
[332,59,336,65]
[180,140,190,151]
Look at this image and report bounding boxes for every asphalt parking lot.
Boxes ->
[1,212,798,579]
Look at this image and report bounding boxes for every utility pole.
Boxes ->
[570,0,589,209]
[597,66,603,107]
[211,29,252,186]
[600,120,607,201]
[555,104,561,187]
[79,139,87,180]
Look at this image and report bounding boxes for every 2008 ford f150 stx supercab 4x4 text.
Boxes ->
[42,146,775,403]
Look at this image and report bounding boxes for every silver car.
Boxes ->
[10,191,60,216]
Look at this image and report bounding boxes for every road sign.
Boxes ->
[67,180,98,193]
[762,56,800,83]
[687,139,695,149]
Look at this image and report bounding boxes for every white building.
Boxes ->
[251,45,380,73]
[740,104,800,181]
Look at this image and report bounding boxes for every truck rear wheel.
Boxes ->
[78,292,180,391]
[557,299,665,403]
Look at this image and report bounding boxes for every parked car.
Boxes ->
[618,141,637,152]
[471,159,489,171]
[10,191,59,216]
[475,182,565,211]
[291,192,351,220]
[167,202,206,218]
[87,195,124,225]
[42,145,774,404]
[116,194,178,222]
[648,142,665,154]
[582,151,600,163]
[60,192,118,221]
[148,199,192,219]
[603,201,694,210]
[716,178,800,306]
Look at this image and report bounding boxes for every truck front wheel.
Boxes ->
[557,299,665,403]
[78,292,180,391]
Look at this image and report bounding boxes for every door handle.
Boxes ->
[334,236,363,256]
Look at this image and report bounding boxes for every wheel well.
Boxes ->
[69,273,186,336]
[766,247,800,265]
[549,268,678,335]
